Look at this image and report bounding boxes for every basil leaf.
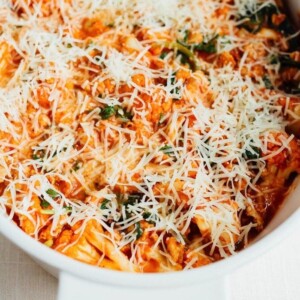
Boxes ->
[46,189,60,198]
[115,106,133,122]
[243,145,260,160]
[169,73,181,99]
[100,105,133,121]
[135,222,143,240]
[40,198,50,209]
[64,206,72,213]
[100,199,110,210]
[164,41,198,71]
[194,35,219,54]
[124,193,143,207]
[100,105,116,120]
[238,4,278,33]
[32,150,45,161]
[182,30,190,43]
[160,51,168,59]
[160,145,174,155]
[142,212,156,225]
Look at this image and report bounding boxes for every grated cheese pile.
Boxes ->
[0,0,299,272]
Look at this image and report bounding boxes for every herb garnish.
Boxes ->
[142,212,156,225]
[243,144,260,160]
[160,51,168,60]
[100,105,116,120]
[169,73,181,99]
[160,145,174,156]
[100,105,133,121]
[263,76,273,89]
[46,189,60,198]
[135,222,143,239]
[40,198,50,209]
[238,4,278,33]
[100,199,110,210]
[193,35,219,54]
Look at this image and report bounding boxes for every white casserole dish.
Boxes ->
[0,1,299,299]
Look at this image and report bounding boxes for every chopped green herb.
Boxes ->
[115,106,133,122]
[100,199,110,210]
[238,4,278,33]
[118,194,144,221]
[46,189,60,199]
[243,145,260,160]
[159,51,168,60]
[135,222,143,239]
[160,145,174,155]
[240,15,263,33]
[182,30,190,43]
[263,76,273,89]
[270,55,279,65]
[142,212,156,225]
[100,105,133,121]
[177,46,198,70]
[142,212,151,219]
[100,105,116,120]
[194,35,219,54]
[179,52,189,65]
[168,34,219,70]
[64,206,72,213]
[32,150,45,161]
[121,193,144,210]
[240,2,297,48]
[41,206,72,215]
[169,73,180,98]
[40,197,50,209]
[126,193,143,205]
[52,147,67,158]
[219,36,232,46]
[163,41,198,71]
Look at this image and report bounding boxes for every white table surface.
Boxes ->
[1,229,300,300]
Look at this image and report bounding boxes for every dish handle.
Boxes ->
[57,272,230,300]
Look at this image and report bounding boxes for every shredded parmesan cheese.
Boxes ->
[0,0,299,272]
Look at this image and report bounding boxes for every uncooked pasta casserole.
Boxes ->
[0,0,299,272]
